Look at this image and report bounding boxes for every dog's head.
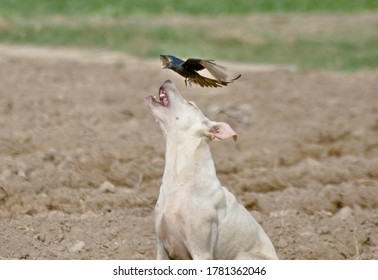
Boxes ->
[146,80,237,142]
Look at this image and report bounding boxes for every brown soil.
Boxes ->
[0,45,377,260]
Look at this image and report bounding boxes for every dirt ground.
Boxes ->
[0,44,377,260]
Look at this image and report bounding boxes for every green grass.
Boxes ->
[1,19,377,70]
[0,0,377,18]
[0,0,378,70]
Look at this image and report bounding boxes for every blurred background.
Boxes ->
[0,0,377,70]
[1,0,378,260]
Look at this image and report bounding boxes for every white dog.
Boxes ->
[145,80,278,260]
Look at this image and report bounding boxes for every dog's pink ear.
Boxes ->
[209,122,237,141]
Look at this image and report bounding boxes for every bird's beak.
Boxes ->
[160,55,169,69]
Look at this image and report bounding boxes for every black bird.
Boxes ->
[160,54,241,88]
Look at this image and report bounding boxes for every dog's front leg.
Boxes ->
[188,221,218,260]
[156,235,169,260]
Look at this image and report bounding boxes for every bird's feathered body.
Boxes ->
[160,55,241,88]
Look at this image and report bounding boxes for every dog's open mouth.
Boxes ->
[151,86,169,107]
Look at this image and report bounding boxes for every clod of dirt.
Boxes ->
[69,240,86,253]
[99,181,117,193]
[333,207,354,221]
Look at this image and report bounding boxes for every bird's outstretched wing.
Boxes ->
[184,58,240,86]
[188,72,224,88]
[188,71,241,88]
[182,58,206,71]
[200,60,228,82]
[183,58,228,81]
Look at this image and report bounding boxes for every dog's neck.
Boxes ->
[161,134,219,192]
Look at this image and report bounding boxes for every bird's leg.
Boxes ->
[185,78,192,87]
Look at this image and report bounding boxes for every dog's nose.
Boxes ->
[162,80,173,88]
